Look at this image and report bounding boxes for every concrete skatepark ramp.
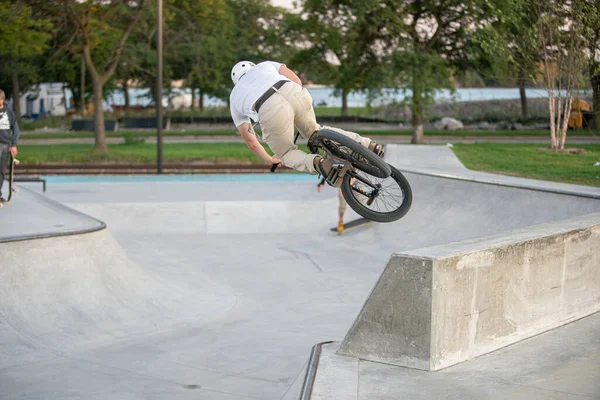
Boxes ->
[0,145,599,399]
[338,213,600,371]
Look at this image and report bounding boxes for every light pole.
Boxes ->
[156,0,163,174]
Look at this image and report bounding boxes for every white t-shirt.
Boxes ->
[229,61,290,127]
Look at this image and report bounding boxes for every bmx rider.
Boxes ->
[228,61,384,186]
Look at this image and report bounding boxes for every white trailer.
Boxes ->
[20,83,69,118]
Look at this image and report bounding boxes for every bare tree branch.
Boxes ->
[99,0,147,84]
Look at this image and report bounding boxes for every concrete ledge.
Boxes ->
[337,213,600,371]
[0,186,105,243]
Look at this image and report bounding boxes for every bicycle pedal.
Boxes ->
[325,162,352,188]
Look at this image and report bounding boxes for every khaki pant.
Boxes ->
[258,82,371,173]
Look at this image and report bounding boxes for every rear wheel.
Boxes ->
[316,129,391,179]
[341,164,412,223]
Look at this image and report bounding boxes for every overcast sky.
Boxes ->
[271,0,297,10]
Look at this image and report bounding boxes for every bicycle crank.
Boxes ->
[325,161,352,187]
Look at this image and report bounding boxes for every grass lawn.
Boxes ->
[18,129,599,140]
[451,143,600,187]
[19,130,238,140]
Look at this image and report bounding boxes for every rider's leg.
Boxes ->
[321,125,384,157]
[258,93,319,173]
[320,125,370,147]
[276,84,382,155]
[270,83,384,159]
[337,189,346,234]
[338,189,347,220]
[273,83,319,139]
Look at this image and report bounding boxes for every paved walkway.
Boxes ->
[308,313,600,399]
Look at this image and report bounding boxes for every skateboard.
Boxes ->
[330,217,372,234]
[1,153,19,207]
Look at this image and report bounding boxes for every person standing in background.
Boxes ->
[0,89,20,204]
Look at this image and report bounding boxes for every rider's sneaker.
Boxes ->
[336,221,344,235]
[313,155,333,178]
[368,141,385,158]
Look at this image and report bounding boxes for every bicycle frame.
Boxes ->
[271,130,383,202]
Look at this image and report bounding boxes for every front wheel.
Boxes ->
[341,164,412,223]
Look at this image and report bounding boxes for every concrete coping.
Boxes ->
[0,186,106,243]
[398,212,600,260]
[399,168,600,200]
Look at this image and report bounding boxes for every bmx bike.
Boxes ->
[272,128,412,223]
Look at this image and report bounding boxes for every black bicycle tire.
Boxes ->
[341,164,412,223]
[316,129,391,179]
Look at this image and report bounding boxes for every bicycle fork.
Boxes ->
[348,170,382,206]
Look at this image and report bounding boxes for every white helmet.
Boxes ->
[231,61,255,85]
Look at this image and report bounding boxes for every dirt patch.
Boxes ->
[537,147,588,154]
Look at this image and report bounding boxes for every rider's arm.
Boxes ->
[316,177,325,192]
[237,123,278,164]
[278,65,302,86]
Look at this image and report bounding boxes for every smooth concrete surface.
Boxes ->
[0,185,104,242]
[0,229,235,363]
[1,145,599,399]
[310,312,600,399]
[386,144,600,199]
[338,213,600,370]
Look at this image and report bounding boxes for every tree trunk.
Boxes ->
[190,86,196,110]
[518,77,528,118]
[78,0,145,152]
[123,78,130,114]
[62,85,68,115]
[341,88,348,116]
[81,54,86,116]
[199,88,204,111]
[150,83,160,110]
[592,73,600,130]
[548,94,558,149]
[559,96,572,149]
[411,80,424,144]
[92,78,107,151]
[11,71,20,121]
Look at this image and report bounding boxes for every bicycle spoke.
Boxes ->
[349,169,406,215]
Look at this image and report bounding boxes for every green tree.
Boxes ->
[382,0,515,144]
[285,0,393,116]
[121,0,237,113]
[36,21,92,115]
[0,1,51,120]
[29,0,147,151]
[226,0,291,62]
[167,0,234,110]
[582,0,600,130]
[119,3,166,111]
[536,0,588,149]
[472,0,540,118]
